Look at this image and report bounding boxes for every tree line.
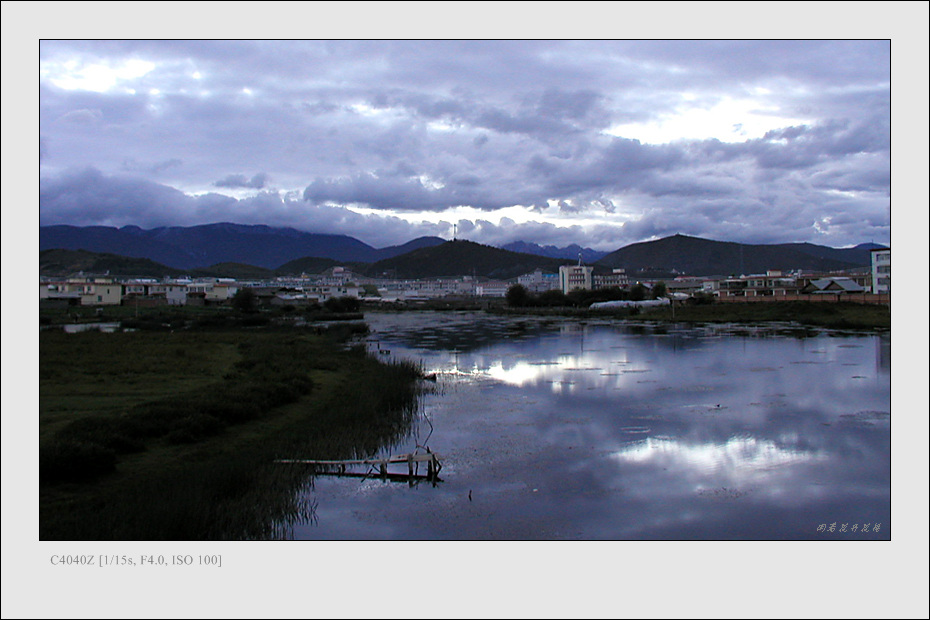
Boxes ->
[505,282,668,308]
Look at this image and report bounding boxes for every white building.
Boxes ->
[558,264,593,294]
[150,281,190,305]
[871,248,890,294]
[517,269,559,293]
[475,280,510,297]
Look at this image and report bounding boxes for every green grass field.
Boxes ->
[639,300,890,329]
[39,321,425,540]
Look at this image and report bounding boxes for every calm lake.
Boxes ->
[292,311,891,540]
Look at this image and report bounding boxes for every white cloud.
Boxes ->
[604,96,814,144]
[44,58,156,93]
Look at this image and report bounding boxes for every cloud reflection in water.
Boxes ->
[298,314,889,540]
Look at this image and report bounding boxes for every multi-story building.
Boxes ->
[40,277,123,306]
[317,266,374,286]
[559,264,594,294]
[150,281,191,305]
[871,248,891,295]
[39,280,82,306]
[717,271,800,298]
[593,268,629,290]
[517,268,560,293]
[475,280,510,297]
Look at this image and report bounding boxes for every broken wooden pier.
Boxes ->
[275,451,443,482]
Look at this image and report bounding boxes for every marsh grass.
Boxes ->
[642,301,890,330]
[495,300,890,330]
[39,322,426,539]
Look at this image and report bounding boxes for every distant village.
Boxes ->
[40,248,890,308]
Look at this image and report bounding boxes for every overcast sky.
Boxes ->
[36,27,898,251]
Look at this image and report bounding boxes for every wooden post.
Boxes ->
[407,454,414,478]
[380,462,387,477]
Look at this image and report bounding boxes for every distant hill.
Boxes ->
[380,236,447,258]
[501,241,608,263]
[776,242,885,268]
[275,256,345,276]
[39,250,318,280]
[40,226,195,269]
[595,234,878,276]
[190,263,277,280]
[40,223,445,269]
[40,224,884,280]
[39,249,184,278]
[361,240,568,280]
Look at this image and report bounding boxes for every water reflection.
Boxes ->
[294,312,890,540]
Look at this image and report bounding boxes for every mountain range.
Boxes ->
[39,223,445,270]
[40,223,885,279]
[500,241,607,263]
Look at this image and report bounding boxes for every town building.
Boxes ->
[517,268,560,293]
[871,248,890,295]
[474,280,510,297]
[150,281,191,305]
[800,277,866,295]
[40,277,123,306]
[593,268,629,290]
[717,271,801,298]
[665,277,711,298]
[559,264,593,294]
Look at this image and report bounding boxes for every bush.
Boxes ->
[629,283,648,301]
[58,417,146,454]
[537,289,569,307]
[40,439,117,483]
[506,284,531,308]
[689,292,716,305]
[200,397,262,424]
[165,414,225,444]
[324,296,361,313]
[240,314,270,327]
[231,287,258,312]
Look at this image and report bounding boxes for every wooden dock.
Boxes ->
[275,451,442,482]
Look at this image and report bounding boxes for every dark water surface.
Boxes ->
[292,312,890,540]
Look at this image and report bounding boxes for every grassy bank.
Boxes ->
[494,300,890,330]
[40,321,425,540]
[639,300,890,330]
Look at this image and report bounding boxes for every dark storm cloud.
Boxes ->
[40,167,199,226]
[38,167,449,247]
[367,87,608,140]
[526,136,688,199]
[214,173,268,189]
[122,158,183,175]
[38,36,893,249]
[303,170,506,212]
